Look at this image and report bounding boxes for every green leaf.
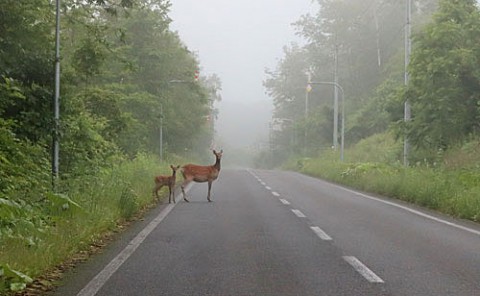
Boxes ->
[10,282,27,292]
[45,192,83,211]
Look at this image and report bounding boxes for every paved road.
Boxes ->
[53,169,480,296]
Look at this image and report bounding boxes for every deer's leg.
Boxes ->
[181,179,190,202]
[207,181,212,202]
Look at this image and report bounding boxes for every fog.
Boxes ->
[169,0,317,165]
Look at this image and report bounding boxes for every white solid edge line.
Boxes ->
[280,199,290,205]
[333,184,480,237]
[343,256,384,283]
[291,209,306,218]
[77,183,193,296]
[310,226,332,240]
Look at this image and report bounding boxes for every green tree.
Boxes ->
[407,0,480,149]
[0,0,55,143]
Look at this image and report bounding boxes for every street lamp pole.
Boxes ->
[404,0,412,166]
[308,81,345,161]
[159,104,163,161]
[53,0,61,189]
[304,73,312,155]
[305,85,310,155]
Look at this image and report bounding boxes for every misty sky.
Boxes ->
[169,0,317,150]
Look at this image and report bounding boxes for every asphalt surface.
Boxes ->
[53,169,480,296]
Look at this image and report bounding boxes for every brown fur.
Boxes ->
[181,149,223,202]
[153,165,180,203]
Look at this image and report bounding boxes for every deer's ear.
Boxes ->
[176,165,180,169]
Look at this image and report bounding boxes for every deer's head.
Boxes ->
[213,149,223,160]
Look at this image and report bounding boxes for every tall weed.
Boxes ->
[286,136,480,222]
[0,153,184,294]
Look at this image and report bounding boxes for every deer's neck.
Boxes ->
[214,158,221,171]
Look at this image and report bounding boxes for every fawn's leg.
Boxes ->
[153,184,162,199]
[168,186,175,204]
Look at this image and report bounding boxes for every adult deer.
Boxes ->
[181,149,223,202]
[153,165,180,203]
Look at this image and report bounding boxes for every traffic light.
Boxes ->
[194,70,199,82]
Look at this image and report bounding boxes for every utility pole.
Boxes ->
[404,0,412,166]
[53,0,61,189]
[333,43,339,150]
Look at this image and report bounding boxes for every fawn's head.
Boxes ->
[170,165,180,174]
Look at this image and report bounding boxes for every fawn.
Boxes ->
[153,165,180,203]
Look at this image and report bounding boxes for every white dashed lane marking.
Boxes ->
[310,226,332,241]
[291,209,306,218]
[247,169,385,285]
[343,256,384,283]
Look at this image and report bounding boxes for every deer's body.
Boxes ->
[181,149,223,202]
[153,165,180,203]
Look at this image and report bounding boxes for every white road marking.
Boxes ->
[280,199,290,205]
[334,184,480,237]
[261,182,266,186]
[77,183,193,296]
[272,192,280,197]
[343,256,384,283]
[265,186,272,190]
[292,209,306,218]
[310,226,332,241]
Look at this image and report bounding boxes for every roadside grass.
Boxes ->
[0,153,186,294]
[285,134,480,222]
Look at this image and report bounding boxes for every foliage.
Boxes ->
[345,131,403,164]
[0,153,185,294]
[407,0,480,150]
[0,0,218,293]
[0,264,33,292]
[285,136,480,222]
